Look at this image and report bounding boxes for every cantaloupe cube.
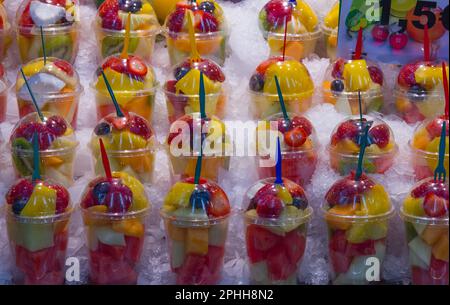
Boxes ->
[186,228,209,255]
[167,223,185,242]
[432,234,449,262]
[421,226,447,246]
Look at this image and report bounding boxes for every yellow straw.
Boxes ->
[187,10,201,62]
[121,12,132,59]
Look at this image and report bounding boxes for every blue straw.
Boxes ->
[275,137,283,185]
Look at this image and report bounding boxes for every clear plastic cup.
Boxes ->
[164,85,226,124]
[0,76,8,123]
[328,116,398,176]
[321,24,337,60]
[9,112,79,187]
[266,30,321,61]
[5,178,73,285]
[249,57,314,120]
[256,113,318,187]
[410,116,449,180]
[166,30,228,67]
[0,4,12,61]
[16,57,83,129]
[322,172,394,285]
[168,154,229,184]
[92,55,157,123]
[243,178,312,284]
[321,58,385,115]
[90,112,156,183]
[15,0,79,63]
[400,178,449,285]
[80,173,151,285]
[161,178,231,285]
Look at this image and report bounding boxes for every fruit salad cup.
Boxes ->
[161,177,231,285]
[90,112,156,183]
[164,58,226,123]
[95,0,160,63]
[149,0,178,24]
[15,0,79,63]
[92,54,157,123]
[321,1,339,60]
[165,0,228,66]
[9,112,79,187]
[243,178,313,285]
[0,69,8,123]
[16,57,83,129]
[401,178,449,285]
[0,3,12,61]
[6,178,73,285]
[80,172,150,285]
[394,61,448,124]
[410,116,449,180]
[329,116,398,176]
[259,0,320,61]
[322,172,394,285]
[249,56,314,119]
[256,113,318,187]
[322,58,385,115]
[167,114,230,183]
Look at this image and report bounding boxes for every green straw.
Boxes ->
[434,121,447,182]
[199,72,207,119]
[194,72,207,184]
[100,69,125,118]
[355,125,370,180]
[40,26,47,65]
[32,131,41,183]
[20,68,44,122]
[274,76,290,122]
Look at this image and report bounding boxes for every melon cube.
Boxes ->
[432,234,449,262]
[186,228,209,255]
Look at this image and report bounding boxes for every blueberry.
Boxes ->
[12,197,28,215]
[249,73,265,92]
[189,189,211,211]
[292,197,308,210]
[119,0,142,13]
[199,1,216,13]
[331,79,345,92]
[175,66,190,81]
[93,182,110,205]
[409,85,427,101]
[94,122,111,136]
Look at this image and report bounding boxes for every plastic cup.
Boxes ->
[168,154,229,184]
[161,211,230,285]
[243,178,313,285]
[81,203,149,285]
[265,30,321,61]
[0,23,11,61]
[164,85,226,124]
[400,178,449,285]
[166,30,228,67]
[94,25,159,63]
[0,78,8,123]
[321,24,338,60]
[411,144,449,181]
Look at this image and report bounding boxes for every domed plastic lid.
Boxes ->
[394,60,449,99]
[96,0,159,33]
[93,54,156,95]
[249,56,314,98]
[80,171,150,216]
[91,112,155,153]
[10,111,78,153]
[165,0,226,35]
[323,57,385,98]
[244,178,312,227]
[167,113,227,156]
[258,0,320,37]
[402,177,449,224]
[6,177,72,219]
[257,112,317,153]
[161,177,231,224]
[16,0,78,29]
[411,115,449,155]
[322,1,339,32]
[329,115,397,155]
[166,58,225,97]
[322,171,393,221]
[17,57,82,99]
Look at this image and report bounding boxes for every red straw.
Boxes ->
[423,24,430,62]
[99,138,112,180]
[353,27,363,60]
[443,62,449,119]
[282,17,289,61]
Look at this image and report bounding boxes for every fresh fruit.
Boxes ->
[371,24,389,42]
[389,32,408,50]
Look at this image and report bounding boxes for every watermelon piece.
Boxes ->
[24,270,64,285]
[329,230,349,253]
[15,244,60,281]
[266,246,296,281]
[345,239,376,256]
[282,230,306,265]
[97,241,125,261]
[124,236,144,263]
[329,249,353,274]
[176,254,211,285]
[206,246,225,278]
[247,225,280,251]
[89,250,137,285]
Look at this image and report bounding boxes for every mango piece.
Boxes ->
[263,60,314,96]
[167,222,186,242]
[432,234,449,262]
[415,66,449,90]
[412,128,431,150]
[41,156,64,167]
[96,68,145,93]
[343,60,371,92]
[163,182,196,212]
[112,219,145,237]
[186,228,209,255]
[326,204,359,230]
[324,2,340,29]
[426,137,449,172]
[125,96,153,121]
[421,226,447,246]
[293,0,318,32]
[277,185,293,204]
[113,171,149,211]
[20,184,57,217]
[335,138,360,153]
[363,184,391,216]
[403,196,425,217]
[109,131,149,151]
[175,69,221,96]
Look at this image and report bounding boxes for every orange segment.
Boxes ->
[326,204,359,230]
[125,96,152,121]
[112,219,145,237]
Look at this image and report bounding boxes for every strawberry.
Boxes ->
[284,127,307,147]
[13,122,56,150]
[206,183,231,217]
[398,62,419,88]
[48,183,70,214]
[423,193,448,218]
[332,120,359,144]
[369,124,390,148]
[102,56,127,74]
[265,0,292,27]
[6,179,34,206]
[167,7,186,33]
[195,10,219,33]
[426,116,449,139]
[99,0,119,18]
[291,116,313,136]
[256,56,283,75]
[368,66,384,86]
[197,59,225,82]
[332,58,345,79]
[19,2,34,28]
[411,180,449,199]
[128,114,152,140]
[255,193,283,218]
[45,115,67,137]
[53,60,74,77]
[127,56,148,77]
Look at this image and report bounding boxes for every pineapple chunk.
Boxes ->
[186,228,209,255]
[421,226,447,246]
[432,234,449,262]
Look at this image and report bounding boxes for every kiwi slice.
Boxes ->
[12,138,33,176]
[39,34,73,62]
[102,36,139,58]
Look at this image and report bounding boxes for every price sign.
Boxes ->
[337,0,449,64]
